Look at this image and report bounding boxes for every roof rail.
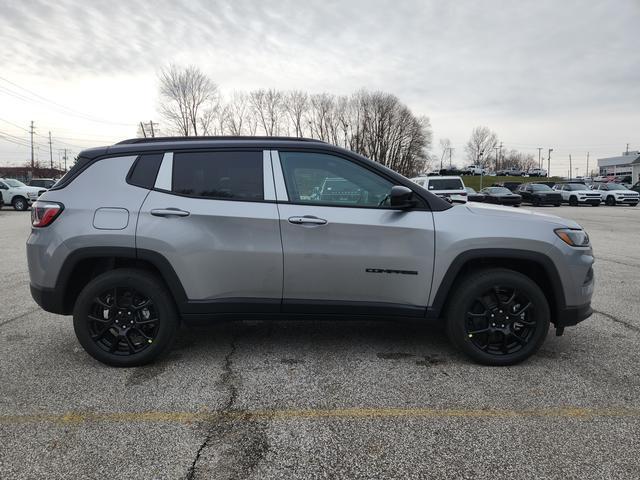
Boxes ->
[116,136,326,145]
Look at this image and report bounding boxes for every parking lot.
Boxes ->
[1,205,639,479]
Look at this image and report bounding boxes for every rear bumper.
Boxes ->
[555,302,593,327]
[30,284,66,315]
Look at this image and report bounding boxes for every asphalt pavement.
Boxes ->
[1,205,639,479]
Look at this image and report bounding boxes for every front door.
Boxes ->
[272,150,435,315]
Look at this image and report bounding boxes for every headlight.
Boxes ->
[555,228,590,247]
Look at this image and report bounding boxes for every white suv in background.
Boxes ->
[594,183,640,206]
[411,175,467,203]
[463,165,486,175]
[0,178,45,211]
[553,183,602,206]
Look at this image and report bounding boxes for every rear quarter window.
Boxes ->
[128,153,164,189]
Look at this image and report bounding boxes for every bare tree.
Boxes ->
[249,89,284,135]
[225,92,250,135]
[465,126,498,167]
[283,91,308,137]
[439,138,453,169]
[158,65,219,136]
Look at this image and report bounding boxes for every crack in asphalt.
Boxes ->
[594,309,640,334]
[185,335,239,480]
[0,307,41,328]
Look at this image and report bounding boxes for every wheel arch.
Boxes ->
[52,247,187,315]
[428,249,566,325]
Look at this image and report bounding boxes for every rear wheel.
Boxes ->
[12,196,28,211]
[445,269,550,366]
[73,269,179,367]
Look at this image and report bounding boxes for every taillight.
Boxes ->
[31,201,64,227]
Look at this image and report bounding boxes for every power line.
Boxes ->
[0,77,137,127]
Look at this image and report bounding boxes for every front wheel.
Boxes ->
[445,269,550,366]
[73,269,179,367]
[569,196,578,206]
[605,196,616,206]
[12,197,28,211]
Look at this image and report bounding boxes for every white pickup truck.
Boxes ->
[0,178,46,210]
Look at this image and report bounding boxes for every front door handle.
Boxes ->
[151,208,190,217]
[288,215,327,225]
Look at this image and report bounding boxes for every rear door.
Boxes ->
[136,150,283,312]
[272,150,435,315]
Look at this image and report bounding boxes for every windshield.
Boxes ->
[566,183,587,191]
[531,184,552,191]
[465,187,477,193]
[4,179,26,188]
[605,184,628,191]
[485,187,511,194]
[428,179,464,190]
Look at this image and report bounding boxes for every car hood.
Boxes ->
[461,202,581,228]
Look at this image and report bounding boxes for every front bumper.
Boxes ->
[555,302,593,327]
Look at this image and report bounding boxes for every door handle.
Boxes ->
[150,208,190,217]
[288,215,327,225]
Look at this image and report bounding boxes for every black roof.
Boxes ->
[116,136,326,145]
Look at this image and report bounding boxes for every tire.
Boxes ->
[73,268,179,367]
[554,203,561,207]
[569,196,578,206]
[445,268,550,366]
[532,197,540,206]
[12,196,28,211]
[605,196,616,206]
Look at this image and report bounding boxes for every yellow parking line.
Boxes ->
[1,406,639,425]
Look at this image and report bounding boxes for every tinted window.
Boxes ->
[566,183,586,191]
[172,151,263,200]
[128,153,163,189]
[279,151,393,207]
[531,184,552,191]
[427,179,464,190]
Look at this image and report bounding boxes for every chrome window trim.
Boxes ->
[270,150,289,202]
[154,152,173,190]
[263,150,276,201]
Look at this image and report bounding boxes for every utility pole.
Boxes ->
[48,131,53,169]
[626,143,630,155]
[149,120,158,138]
[140,121,147,138]
[63,149,68,171]
[586,152,590,178]
[569,154,572,180]
[547,148,553,177]
[29,121,35,168]
[537,147,542,169]
[498,142,503,170]
[448,147,452,169]
[494,146,499,172]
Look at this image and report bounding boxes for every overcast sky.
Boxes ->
[1,0,638,175]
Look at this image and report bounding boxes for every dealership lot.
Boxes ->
[1,206,639,479]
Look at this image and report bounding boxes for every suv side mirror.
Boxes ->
[389,185,417,209]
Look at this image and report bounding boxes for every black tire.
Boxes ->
[554,203,561,207]
[73,269,179,367]
[605,196,615,206]
[445,268,550,366]
[569,196,578,206]
[532,197,540,206]
[12,196,28,211]
[630,203,638,207]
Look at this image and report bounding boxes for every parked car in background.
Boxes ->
[27,136,594,367]
[594,183,639,206]
[630,182,640,194]
[492,181,522,192]
[496,167,525,176]
[412,175,467,203]
[528,168,548,177]
[465,187,485,202]
[480,186,522,206]
[553,183,602,206]
[0,178,46,210]
[28,178,57,189]
[517,183,562,206]
[463,165,486,176]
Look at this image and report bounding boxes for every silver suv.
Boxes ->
[27,137,594,367]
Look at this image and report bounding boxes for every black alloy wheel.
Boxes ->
[73,269,178,367]
[446,269,550,365]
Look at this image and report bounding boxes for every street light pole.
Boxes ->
[547,148,553,177]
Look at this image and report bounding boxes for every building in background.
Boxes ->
[597,151,640,183]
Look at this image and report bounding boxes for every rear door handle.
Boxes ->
[288,215,327,225]
[150,208,190,217]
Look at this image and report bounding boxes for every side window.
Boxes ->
[128,153,163,189]
[279,151,394,207]
[172,151,263,200]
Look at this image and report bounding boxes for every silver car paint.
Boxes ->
[27,155,147,289]
[27,148,594,314]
